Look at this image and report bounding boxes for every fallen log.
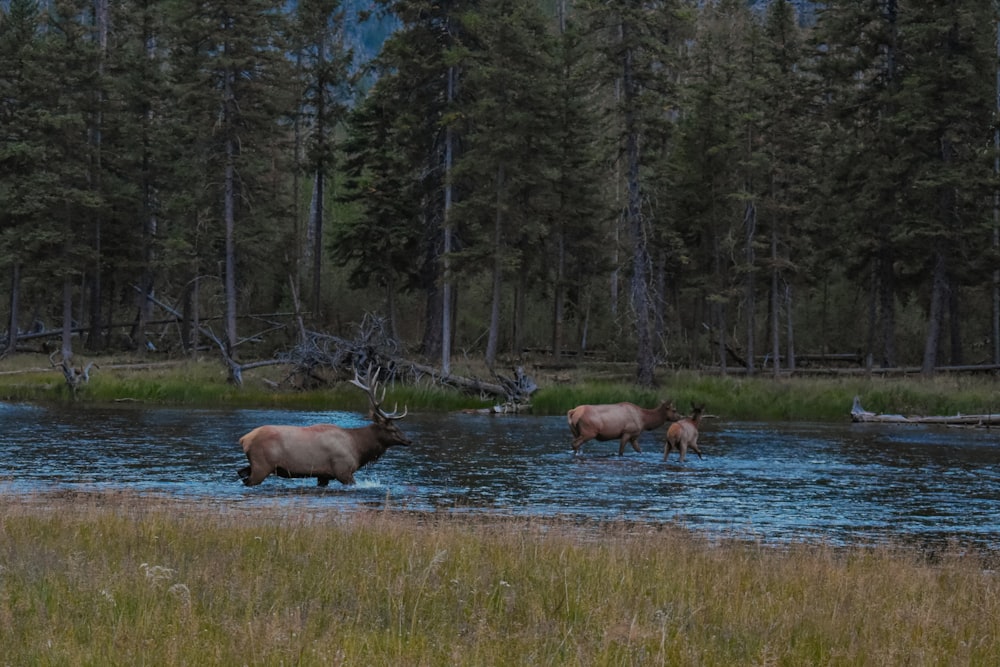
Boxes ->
[850,396,1000,426]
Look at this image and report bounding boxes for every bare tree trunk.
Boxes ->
[86,0,108,352]
[924,135,957,376]
[743,200,756,376]
[5,263,21,357]
[441,64,456,376]
[770,223,780,377]
[552,230,565,360]
[712,215,727,373]
[877,234,896,368]
[310,169,324,320]
[948,275,962,365]
[292,52,304,309]
[485,165,505,369]
[513,266,528,357]
[224,135,238,358]
[385,273,399,342]
[921,251,946,375]
[785,282,795,371]
[622,30,654,386]
[61,274,74,363]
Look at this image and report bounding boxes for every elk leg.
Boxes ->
[630,437,642,454]
[317,476,331,487]
[690,441,703,459]
[241,465,270,486]
[237,466,252,484]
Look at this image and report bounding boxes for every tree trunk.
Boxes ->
[770,223,780,377]
[224,136,238,359]
[921,250,946,375]
[61,274,74,363]
[877,234,896,368]
[485,165,505,369]
[512,266,527,357]
[743,199,756,376]
[441,64,456,376]
[622,32,654,386]
[552,228,565,360]
[5,263,21,357]
[310,168,324,320]
[785,282,795,371]
[385,272,399,342]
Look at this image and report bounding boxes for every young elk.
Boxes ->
[237,365,411,487]
[664,403,705,463]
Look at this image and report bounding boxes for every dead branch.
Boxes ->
[49,351,98,398]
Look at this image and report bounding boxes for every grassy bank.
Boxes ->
[1,493,997,665]
[1,353,999,419]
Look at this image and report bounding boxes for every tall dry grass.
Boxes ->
[1,492,997,665]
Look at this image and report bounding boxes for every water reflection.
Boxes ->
[1,402,998,546]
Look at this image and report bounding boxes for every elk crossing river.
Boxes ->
[2,401,998,548]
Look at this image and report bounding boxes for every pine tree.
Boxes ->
[291,0,354,320]
[451,0,563,369]
[163,0,294,375]
[337,0,471,361]
[579,0,689,386]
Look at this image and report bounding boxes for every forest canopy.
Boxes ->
[1,0,999,385]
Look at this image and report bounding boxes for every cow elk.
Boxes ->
[567,400,681,456]
[664,403,705,463]
[237,366,411,487]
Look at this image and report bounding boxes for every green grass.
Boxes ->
[2,354,999,420]
[1,492,998,665]
[532,371,1000,421]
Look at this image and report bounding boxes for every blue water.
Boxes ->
[1,402,998,547]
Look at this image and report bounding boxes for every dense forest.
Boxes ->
[1,0,999,386]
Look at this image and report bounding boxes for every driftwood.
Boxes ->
[850,396,1000,427]
[278,313,537,407]
[49,352,97,398]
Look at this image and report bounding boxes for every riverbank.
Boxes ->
[2,490,997,665]
[1,353,999,420]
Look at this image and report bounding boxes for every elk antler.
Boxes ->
[349,364,408,420]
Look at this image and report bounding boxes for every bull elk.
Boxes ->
[567,400,681,456]
[664,403,705,463]
[237,366,411,487]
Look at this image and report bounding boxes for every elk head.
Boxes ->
[349,364,411,446]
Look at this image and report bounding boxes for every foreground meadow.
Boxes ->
[1,492,997,665]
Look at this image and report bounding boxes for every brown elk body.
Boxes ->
[237,368,410,487]
[664,404,705,463]
[567,400,680,455]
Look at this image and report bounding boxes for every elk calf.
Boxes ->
[664,404,705,463]
[237,367,410,487]
[567,400,680,456]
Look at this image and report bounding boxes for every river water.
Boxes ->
[1,401,998,547]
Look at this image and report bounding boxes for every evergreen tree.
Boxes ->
[0,0,44,356]
[670,0,753,371]
[580,0,688,386]
[163,0,294,373]
[451,0,562,369]
[549,8,606,360]
[337,0,471,360]
[291,0,354,320]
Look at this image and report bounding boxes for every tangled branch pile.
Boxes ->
[279,314,537,409]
